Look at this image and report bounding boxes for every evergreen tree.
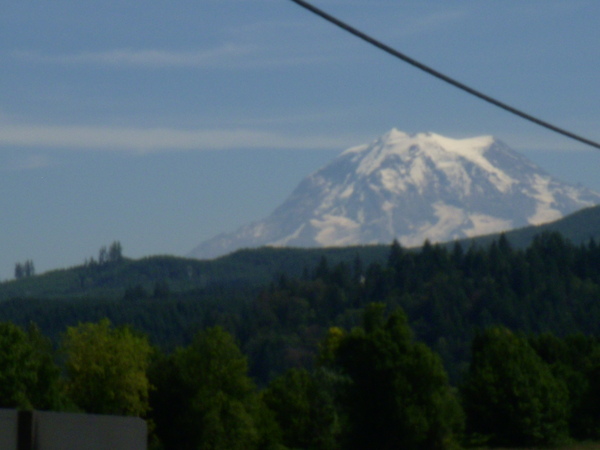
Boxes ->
[14,262,24,280]
[24,260,35,277]
[98,246,108,265]
[14,260,35,279]
[108,241,123,262]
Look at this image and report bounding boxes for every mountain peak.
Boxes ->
[189,129,600,259]
[383,127,410,141]
[343,129,497,179]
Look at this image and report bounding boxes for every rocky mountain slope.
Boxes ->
[190,129,600,259]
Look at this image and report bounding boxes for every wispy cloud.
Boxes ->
[13,44,258,68]
[384,9,467,39]
[408,10,467,34]
[3,154,53,171]
[0,123,353,152]
[12,42,333,70]
[298,3,468,39]
[501,132,596,152]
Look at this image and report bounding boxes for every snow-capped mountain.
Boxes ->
[189,129,600,259]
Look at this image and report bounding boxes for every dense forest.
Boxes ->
[3,231,600,447]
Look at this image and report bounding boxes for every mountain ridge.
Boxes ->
[3,204,600,301]
[190,129,600,258]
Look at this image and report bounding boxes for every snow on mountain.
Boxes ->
[189,129,600,259]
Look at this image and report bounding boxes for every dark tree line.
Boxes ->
[3,309,600,448]
[84,241,123,267]
[7,232,600,385]
[14,259,35,279]
[4,231,600,447]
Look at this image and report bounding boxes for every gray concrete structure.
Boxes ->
[0,409,146,450]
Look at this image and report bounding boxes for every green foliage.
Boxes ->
[530,333,600,440]
[150,326,273,450]
[61,318,152,416]
[331,304,464,450]
[6,230,600,447]
[8,230,600,390]
[6,230,600,391]
[262,367,342,450]
[0,322,65,410]
[461,327,569,446]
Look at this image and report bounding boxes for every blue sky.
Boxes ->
[2,1,600,279]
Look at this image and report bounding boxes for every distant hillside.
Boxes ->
[0,246,389,301]
[2,205,599,302]
[460,204,600,250]
[2,205,600,387]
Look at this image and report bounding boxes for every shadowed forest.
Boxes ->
[3,231,600,448]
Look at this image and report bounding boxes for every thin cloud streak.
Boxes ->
[3,154,53,172]
[0,124,354,152]
[1,123,592,154]
[501,133,595,152]
[14,45,256,68]
[400,10,467,36]
[12,44,334,70]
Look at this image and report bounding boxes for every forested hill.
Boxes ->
[3,204,600,301]
[2,205,600,383]
[460,204,600,249]
[0,245,389,301]
[2,229,600,381]
[4,230,600,448]
[3,208,600,449]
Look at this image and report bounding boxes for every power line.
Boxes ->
[289,0,600,151]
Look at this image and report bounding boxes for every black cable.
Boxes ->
[289,0,600,151]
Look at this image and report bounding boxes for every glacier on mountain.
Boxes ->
[189,129,600,259]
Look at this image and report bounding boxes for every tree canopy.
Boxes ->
[150,326,275,450]
[461,326,569,446]
[61,318,152,416]
[0,322,64,410]
[328,304,463,450]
